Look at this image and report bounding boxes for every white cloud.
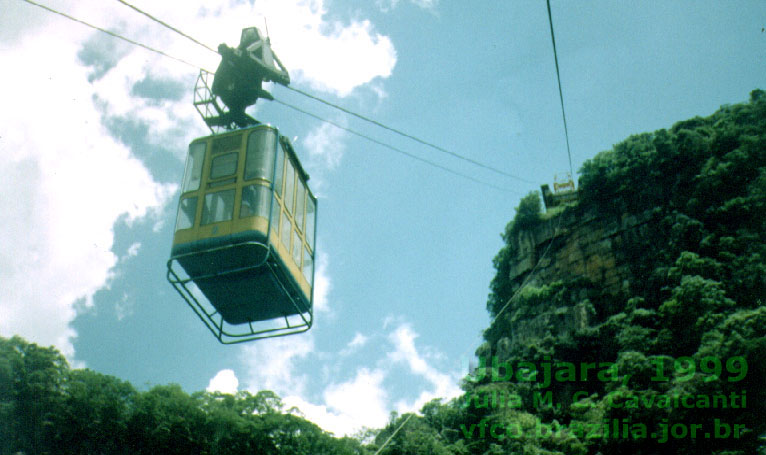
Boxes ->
[323,368,390,428]
[301,121,348,192]
[376,0,439,13]
[279,367,389,436]
[238,320,461,436]
[387,323,462,413]
[312,252,332,313]
[339,332,370,357]
[114,293,134,321]
[411,0,439,9]
[305,121,347,172]
[125,242,142,258]
[0,33,175,358]
[207,369,240,395]
[83,0,396,97]
[256,0,397,96]
[0,0,51,43]
[349,332,369,348]
[240,333,314,396]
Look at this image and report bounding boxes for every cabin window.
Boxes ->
[270,194,280,232]
[245,129,277,181]
[211,133,241,155]
[274,146,284,197]
[182,143,205,193]
[240,185,270,218]
[202,189,235,225]
[295,184,305,232]
[302,247,313,285]
[305,198,316,250]
[280,215,291,250]
[284,159,295,214]
[175,196,197,230]
[292,230,301,265]
[210,152,238,179]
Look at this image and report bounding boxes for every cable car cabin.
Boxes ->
[167,124,316,343]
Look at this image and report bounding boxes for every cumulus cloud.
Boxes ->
[0,33,175,358]
[338,332,369,357]
[114,293,135,321]
[305,122,347,171]
[239,320,460,436]
[279,367,389,436]
[207,369,240,395]
[312,252,332,314]
[376,0,439,13]
[255,0,397,96]
[349,332,369,349]
[240,331,378,435]
[301,121,348,192]
[387,323,462,412]
[322,368,390,428]
[240,333,314,396]
[125,242,142,258]
[83,0,397,97]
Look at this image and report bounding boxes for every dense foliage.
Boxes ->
[468,89,766,455]
[0,336,366,455]
[2,91,764,454]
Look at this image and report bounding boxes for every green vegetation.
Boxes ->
[468,89,766,455]
[2,91,763,454]
[0,335,366,455]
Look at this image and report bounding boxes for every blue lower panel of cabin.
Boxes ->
[171,231,310,325]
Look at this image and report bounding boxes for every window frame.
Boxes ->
[181,142,205,193]
[209,151,239,180]
[245,128,278,182]
[175,196,198,231]
[201,189,236,225]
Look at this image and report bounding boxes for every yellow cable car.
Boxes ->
[167,124,317,342]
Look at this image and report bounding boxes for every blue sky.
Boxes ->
[2,0,765,436]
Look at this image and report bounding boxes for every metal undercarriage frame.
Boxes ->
[166,241,313,343]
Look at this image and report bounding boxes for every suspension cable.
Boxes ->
[546,0,574,178]
[114,0,218,54]
[490,209,564,324]
[373,413,413,455]
[20,0,205,71]
[285,85,536,184]
[487,1,576,326]
[274,99,520,194]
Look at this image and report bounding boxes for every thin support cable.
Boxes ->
[546,0,574,179]
[113,0,219,55]
[274,99,520,194]
[491,206,565,325]
[374,413,413,455]
[20,0,205,71]
[285,85,535,184]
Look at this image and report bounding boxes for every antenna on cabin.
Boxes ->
[264,17,270,39]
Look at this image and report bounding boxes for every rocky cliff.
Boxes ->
[472,91,765,455]
[507,205,655,296]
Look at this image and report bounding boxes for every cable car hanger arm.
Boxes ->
[207,27,290,129]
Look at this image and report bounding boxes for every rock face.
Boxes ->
[494,205,658,353]
[506,206,655,296]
